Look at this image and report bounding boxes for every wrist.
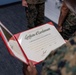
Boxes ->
[58,25,61,27]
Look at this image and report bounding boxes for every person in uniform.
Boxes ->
[23,0,76,75]
[57,0,76,40]
[22,0,46,28]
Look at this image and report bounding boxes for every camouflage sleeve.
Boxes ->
[41,36,76,75]
[72,32,76,37]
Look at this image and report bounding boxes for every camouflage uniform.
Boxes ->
[41,36,76,75]
[26,0,45,4]
[25,0,45,28]
[60,10,76,40]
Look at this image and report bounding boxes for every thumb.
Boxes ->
[27,65,32,72]
[27,61,35,72]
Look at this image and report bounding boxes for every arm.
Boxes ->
[57,2,69,32]
[23,62,38,75]
[21,0,28,7]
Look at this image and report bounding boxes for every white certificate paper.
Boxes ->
[18,23,65,62]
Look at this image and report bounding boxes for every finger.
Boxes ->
[27,65,32,72]
[27,61,36,71]
[29,61,35,67]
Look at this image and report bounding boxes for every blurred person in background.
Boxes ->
[57,0,76,40]
[21,0,46,29]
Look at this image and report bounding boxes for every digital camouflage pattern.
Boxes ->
[26,0,45,4]
[41,36,76,75]
[60,10,76,40]
[25,3,45,28]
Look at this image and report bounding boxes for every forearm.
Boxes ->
[58,2,69,26]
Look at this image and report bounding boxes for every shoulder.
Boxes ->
[41,36,76,75]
